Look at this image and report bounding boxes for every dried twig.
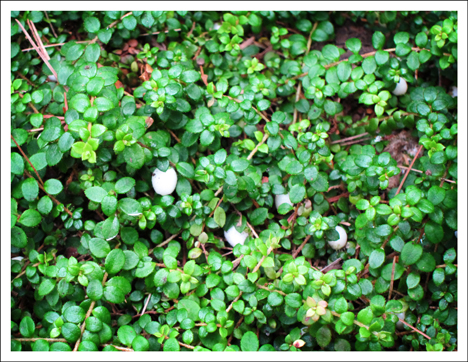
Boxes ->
[11,135,44,186]
[397,165,456,184]
[287,47,452,83]
[395,145,423,195]
[25,170,73,216]
[239,36,256,50]
[247,133,269,161]
[321,258,343,273]
[339,138,373,147]
[277,235,312,275]
[388,256,397,300]
[149,232,181,254]
[330,132,369,144]
[44,11,58,38]
[397,318,432,340]
[73,272,109,351]
[139,28,181,36]
[12,338,67,343]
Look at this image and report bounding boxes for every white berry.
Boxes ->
[224,225,249,247]
[275,193,293,210]
[152,167,178,196]
[213,22,221,30]
[392,78,408,96]
[328,225,348,250]
[396,312,406,330]
[451,86,457,98]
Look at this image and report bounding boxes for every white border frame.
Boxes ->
[2,2,466,361]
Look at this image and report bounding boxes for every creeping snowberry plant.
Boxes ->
[11,10,457,352]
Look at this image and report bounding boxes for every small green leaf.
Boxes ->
[416,253,436,273]
[63,306,86,324]
[118,325,136,346]
[94,97,114,112]
[316,326,332,347]
[214,207,226,227]
[87,279,103,301]
[427,186,445,205]
[132,335,150,351]
[84,16,100,33]
[38,278,56,296]
[20,316,35,338]
[181,70,201,83]
[369,249,385,269]
[115,177,136,194]
[400,242,423,265]
[11,226,28,248]
[43,179,63,195]
[22,178,39,201]
[89,238,111,258]
[231,158,250,172]
[267,292,284,307]
[85,186,107,203]
[86,77,105,96]
[176,162,194,178]
[19,209,42,227]
[240,331,259,351]
[105,249,125,274]
[432,268,445,286]
[163,337,180,351]
[11,153,24,175]
[249,207,268,226]
[357,308,373,325]
[289,184,305,203]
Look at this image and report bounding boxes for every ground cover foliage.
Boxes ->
[10,10,458,352]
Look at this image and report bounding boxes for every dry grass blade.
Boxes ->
[28,20,50,61]
[15,19,58,80]
[140,293,152,316]
[22,40,91,52]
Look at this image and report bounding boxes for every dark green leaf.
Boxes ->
[400,242,423,265]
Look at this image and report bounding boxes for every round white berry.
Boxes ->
[396,312,406,330]
[451,86,457,98]
[213,22,221,30]
[328,225,348,250]
[275,193,293,210]
[152,167,178,196]
[392,78,408,96]
[224,225,249,247]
